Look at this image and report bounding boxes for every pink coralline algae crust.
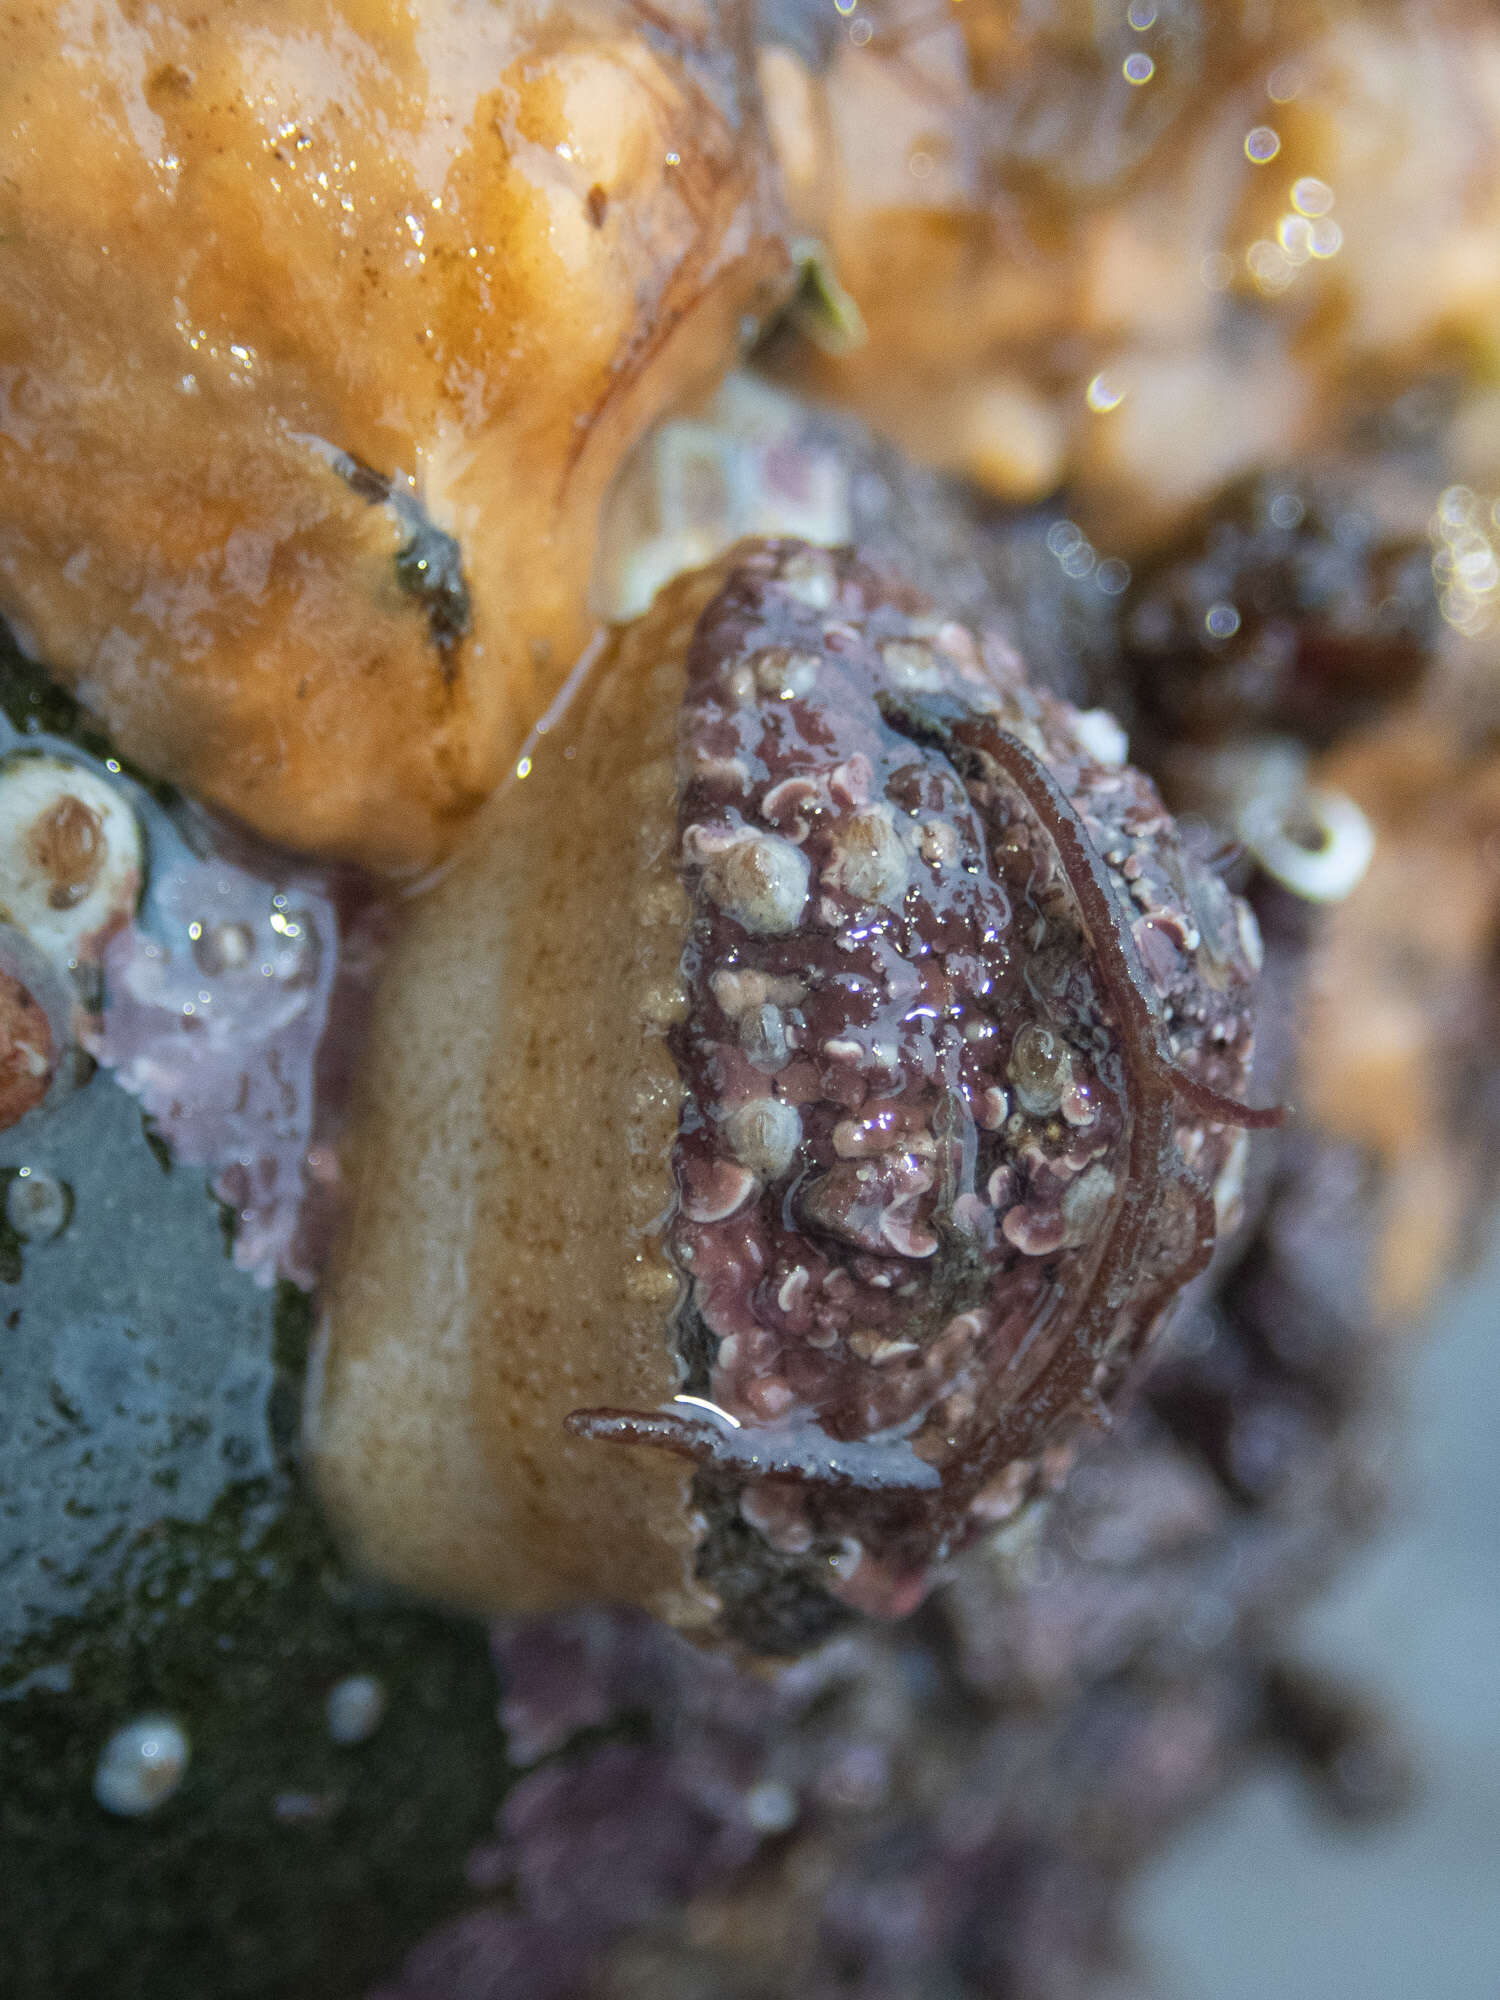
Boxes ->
[83,840,383,1288]
[376,1603,1254,2000]
[372,1611,782,2000]
[572,541,1270,1624]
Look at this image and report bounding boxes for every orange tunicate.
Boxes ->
[1302,711,1500,1322]
[763,0,1500,545]
[0,1,787,871]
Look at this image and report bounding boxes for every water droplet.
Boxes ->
[744,1780,799,1834]
[1046,519,1083,559]
[1205,602,1242,639]
[1245,125,1281,164]
[93,1716,189,1816]
[1246,238,1294,292]
[326,1673,388,1746]
[1278,213,1314,263]
[6,1170,71,1241]
[1291,177,1335,218]
[1123,51,1155,85]
[270,909,322,985]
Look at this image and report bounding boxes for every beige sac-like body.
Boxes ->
[0,0,785,870]
[310,570,718,1630]
[312,542,1267,1647]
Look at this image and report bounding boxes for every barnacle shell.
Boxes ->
[312,541,1268,1651]
[0,0,786,870]
[0,754,142,965]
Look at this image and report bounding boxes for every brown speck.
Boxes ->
[147,62,194,101]
[585,183,608,227]
[0,970,55,1130]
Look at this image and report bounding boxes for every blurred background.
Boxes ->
[1142,1228,1500,2000]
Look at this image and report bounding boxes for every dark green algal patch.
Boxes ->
[0,1480,507,2000]
[0,1165,25,1284]
[0,615,174,805]
[0,616,92,745]
[1,910,509,1997]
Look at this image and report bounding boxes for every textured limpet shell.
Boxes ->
[311,541,1272,1653]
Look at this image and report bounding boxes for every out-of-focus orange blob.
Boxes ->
[1304,713,1500,1319]
[0,1,787,870]
[764,0,1500,544]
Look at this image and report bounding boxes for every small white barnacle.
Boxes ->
[700,831,810,934]
[93,1715,190,1817]
[778,546,837,609]
[1008,1021,1075,1117]
[0,752,142,964]
[1239,786,1374,905]
[879,639,947,693]
[826,807,909,906]
[723,1096,802,1178]
[680,1154,758,1222]
[1072,707,1129,769]
[739,1001,790,1072]
[976,1085,1009,1130]
[754,648,820,698]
